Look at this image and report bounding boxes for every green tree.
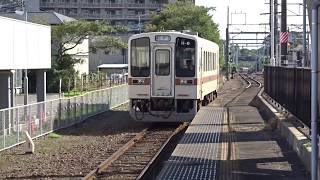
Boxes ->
[146,2,223,66]
[48,20,127,92]
[146,2,220,44]
[240,48,257,56]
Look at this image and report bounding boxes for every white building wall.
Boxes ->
[65,38,89,75]
[0,16,51,70]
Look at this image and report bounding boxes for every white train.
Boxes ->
[128,31,219,122]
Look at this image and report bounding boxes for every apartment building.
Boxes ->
[0,0,23,13]
[39,0,181,31]
[39,0,194,72]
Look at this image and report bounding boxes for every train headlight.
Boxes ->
[137,79,145,85]
[180,80,188,85]
[132,79,145,85]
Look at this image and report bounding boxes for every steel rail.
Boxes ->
[239,73,252,88]
[136,123,189,180]
[247,75,262,88]
[83,128,149,180]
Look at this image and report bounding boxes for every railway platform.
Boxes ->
[157,76,309,180]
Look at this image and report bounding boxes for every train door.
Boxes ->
[151,47,174,98]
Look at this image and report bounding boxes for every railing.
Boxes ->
[40,2,162,9]
[264,66,311,127]
[75,13,152,20]
[0,84,128,151]
[40,2,79,8]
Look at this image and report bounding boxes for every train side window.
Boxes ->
[206,52,208,71]
[212,53,214,70]
[203,52,205,72]
[204,52,206,72]
[210,53,213,71]
[208,52,210,71]
[155,49,170,76]
[205,51,208,71]
[209,52,212,71]
[213,53,215,70]
[130,37,150,77]
[211,53,213,71]
[214,53,217,70]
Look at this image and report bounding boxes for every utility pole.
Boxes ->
[274,0,278,65]
[226,6,230,80]
[280,0,287,66]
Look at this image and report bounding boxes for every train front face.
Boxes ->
[128,32,198,122]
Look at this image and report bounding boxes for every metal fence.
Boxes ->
[0,84,128,151]
[43,72,127,94]
[264,66,311,127]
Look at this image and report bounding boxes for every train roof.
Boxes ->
[129,31,218,48]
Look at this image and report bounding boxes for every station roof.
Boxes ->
[0,16,51,70]
[0,11,75,25]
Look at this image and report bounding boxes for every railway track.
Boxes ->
[217,73,263,180]
[222,74,262,107]
[238,73,262,88]
[84,123,188,180]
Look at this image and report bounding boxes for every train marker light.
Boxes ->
[155,35,171,42]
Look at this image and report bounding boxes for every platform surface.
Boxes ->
[157,107,224,180]
[156,77,309,180]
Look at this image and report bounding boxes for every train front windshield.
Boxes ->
[130,37,150,77]
[175,38,196,77]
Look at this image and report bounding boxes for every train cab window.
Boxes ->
[175,38,196,77]
[155,49,170,76]
[130,37,150,77]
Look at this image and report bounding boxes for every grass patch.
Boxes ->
[48,133,61,139]
[63,91,83,97]
[303,141,311,148]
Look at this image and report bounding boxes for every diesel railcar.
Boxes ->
[128,31,219,122]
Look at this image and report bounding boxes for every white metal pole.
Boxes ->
[303,0,307,67]
[311,3,320,179]
[271,0,275,66]
[23,2,28,105]
[139,15,141,34]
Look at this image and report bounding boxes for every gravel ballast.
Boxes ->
[0,104,149,179]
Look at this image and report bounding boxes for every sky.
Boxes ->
[195,0,269,39]
[195,0,308,48]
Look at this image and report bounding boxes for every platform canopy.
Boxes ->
[97,64,128,69]
[0,16,51,70]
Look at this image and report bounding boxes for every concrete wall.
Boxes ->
[0,16,51,70]
[89,34,130,72]
[25,0,40,12]
[89,49,127,72]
